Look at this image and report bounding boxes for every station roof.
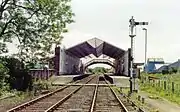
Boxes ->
[66,38,125,59]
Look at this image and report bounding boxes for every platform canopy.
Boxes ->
[66,38,125,59]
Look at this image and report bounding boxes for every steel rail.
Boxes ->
[44,76,96,112]
[103,77,129,112]
[7,76,94,112]
[119,90,145,112]
[89,77,99,112]
[7,86,69,112]
[103,76,145,112]
[45,85,83,112]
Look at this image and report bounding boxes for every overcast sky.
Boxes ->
[7,0,180,64]
[61,0,180,63]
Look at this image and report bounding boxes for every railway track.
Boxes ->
[91,76,128,112]
[103,76,144,112]
[49,76,99,112]
[7,75,144,112]
[7,75,95,112]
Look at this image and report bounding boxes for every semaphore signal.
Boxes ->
[129,16,148,93]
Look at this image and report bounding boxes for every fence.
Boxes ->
[29,69,55,80]
[140,76,180,95]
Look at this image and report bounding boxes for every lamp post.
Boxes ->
[143,28,147,71]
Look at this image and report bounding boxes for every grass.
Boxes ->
[140,73,180,105]
[141,73,180,83]
[0,89,35,111]
[112,86,159,112]
[0,79,56,110]
[140,83,180,105]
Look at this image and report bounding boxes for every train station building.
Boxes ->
[54,38,131,76]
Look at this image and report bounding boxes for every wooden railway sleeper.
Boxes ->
[45,76,96,112]
[7,76,95,112]
[103,77,129,112]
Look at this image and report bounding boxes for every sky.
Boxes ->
[7,0,180,64]
[61,0,180,63]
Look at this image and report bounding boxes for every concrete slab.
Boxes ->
[109,76,130,88]
[51,75,80,85]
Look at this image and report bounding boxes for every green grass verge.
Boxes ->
[0,90,35,110]
[140,83,180,105]
[112,86,159,112]
[140,73,180,105]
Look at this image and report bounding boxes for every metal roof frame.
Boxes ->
[66,38,125,59]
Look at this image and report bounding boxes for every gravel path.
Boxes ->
[139,91,180,112]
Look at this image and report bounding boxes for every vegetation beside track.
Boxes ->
[0,90,33,111]
[0,0,74,96]
[0,79,57,111]
[140,73,180,105]
[112,86,158,112]
[88,67,109,74]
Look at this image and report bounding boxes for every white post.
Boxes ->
[143,28,148,70]
[129,16,136,93]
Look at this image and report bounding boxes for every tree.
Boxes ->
[91,67,108,74]
[0,0,74,63]
[88,68,93,73]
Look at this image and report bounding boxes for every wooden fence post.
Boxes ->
[175,84,177,94]
[164,81,167,90]
[153,80,155,87]
[179,84,180,95]
[172,82,174,93]
[177,84,179,95]
[141,76,144,83]
[138,95,141,101]
[142,97,145,104]
[158,80,160,87]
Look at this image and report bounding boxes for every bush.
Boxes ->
[0,63,9,88]
[0,57,33,91]
[162,69,169,74]
[171,67,178,74]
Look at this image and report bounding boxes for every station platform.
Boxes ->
[53,84,116,86]
[109,76,130,88]
[50,75,80,85]
[109,76,138,89]
[50,75,137,89]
